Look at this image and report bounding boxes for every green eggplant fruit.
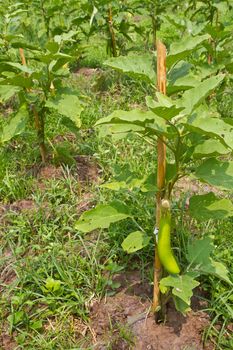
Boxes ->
[158,202,180,275]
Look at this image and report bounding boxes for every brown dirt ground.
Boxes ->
[36,155,101,183]
[0,333,17,350]
[90,271,213,350]
[75,67,100,77]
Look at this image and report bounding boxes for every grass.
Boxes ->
[0,36,233,350]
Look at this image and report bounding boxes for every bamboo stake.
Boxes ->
[19,48,46,163]
[152,40,167,315]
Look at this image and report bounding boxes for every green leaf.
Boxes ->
[186,115,233,150]
[195,158,233,190]
[95,109,168,137]
[193,139,230,158]
[104,54,156,83]
[167,61,192,84]
[1,105,28,143]
[95,109,157,126]
[187,236,214,267]
[0,85,20,103]
[187,237,232,284]
[30,320,43,330]
[46,91,83,128]
[173,296,191,314]
[178,75,225,114]
[167,34,210,68]
[3,62,34,75]
[0,75,33,88]
[160,274,199,306]
[200,260,232,285]
[122,231,151,254]
[98,123,144,137]
[167,75,199,95]
[146,94,184,120]
[189,193,233,221]
[75,201,131,233]
[45,278,62,292]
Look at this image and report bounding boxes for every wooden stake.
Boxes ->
[152,40,167,314]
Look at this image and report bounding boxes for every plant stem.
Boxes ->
[108,6,117,57]
[152,40,167,317]
[33,106,46,163]
[19,48,47,163]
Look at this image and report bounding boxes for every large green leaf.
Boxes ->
[122,231,151,254]
[167,34,210,68]
[0,85,20,103]
[1,105,29,143]
[146,94,184,120]
[95,109,169,137]
[160,274,199,306]
[193,139,230,158]
[201,260,232,285]
[195,158,233,190]
[187,115,233,150]
[75,201,131,233]
[167,61,192,84]
[187,237,231,284]
[95,109,157,126]
[104,54,156,83]
[167,75,199,95]
[187,236,214,266]
[173,296,191,314]
[189,193,233,221]
[46,91,83,128]
[3,62,34,75]
[178,75,225,115]
[0,75,33,89]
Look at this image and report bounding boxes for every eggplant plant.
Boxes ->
[88,0,137,57]
[0,6,85,162]
[75,33,233,316]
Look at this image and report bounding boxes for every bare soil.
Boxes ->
[90,271,213,350]
[75,67,100,77]
[74,155,101,183]
[0,333,17,350]
[174,176,223,202]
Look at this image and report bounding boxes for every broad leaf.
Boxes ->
[46,91,83,128]
[95,109,157,126]
[167,75,199,95]
[174,296,191,314]
[1,105,29,143]
[160,274,199,306]
[195,158,233,190]
[0,85,20,103]
[187,115,233,150]
[187,237,231,284]
[167,61,193,84]
[0,75,33,88]
[200,260,232,285]
[75,201,131,233]
[178,75,225,115]
[95,109,169,137]
[3,62,34,75]
[146,95,184,120]
[193,139,230,158]
[187,236,214,267]
[122,231,151,253]
[167,34,210,68]
[104,54,156,83]
[189,193,233,221]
